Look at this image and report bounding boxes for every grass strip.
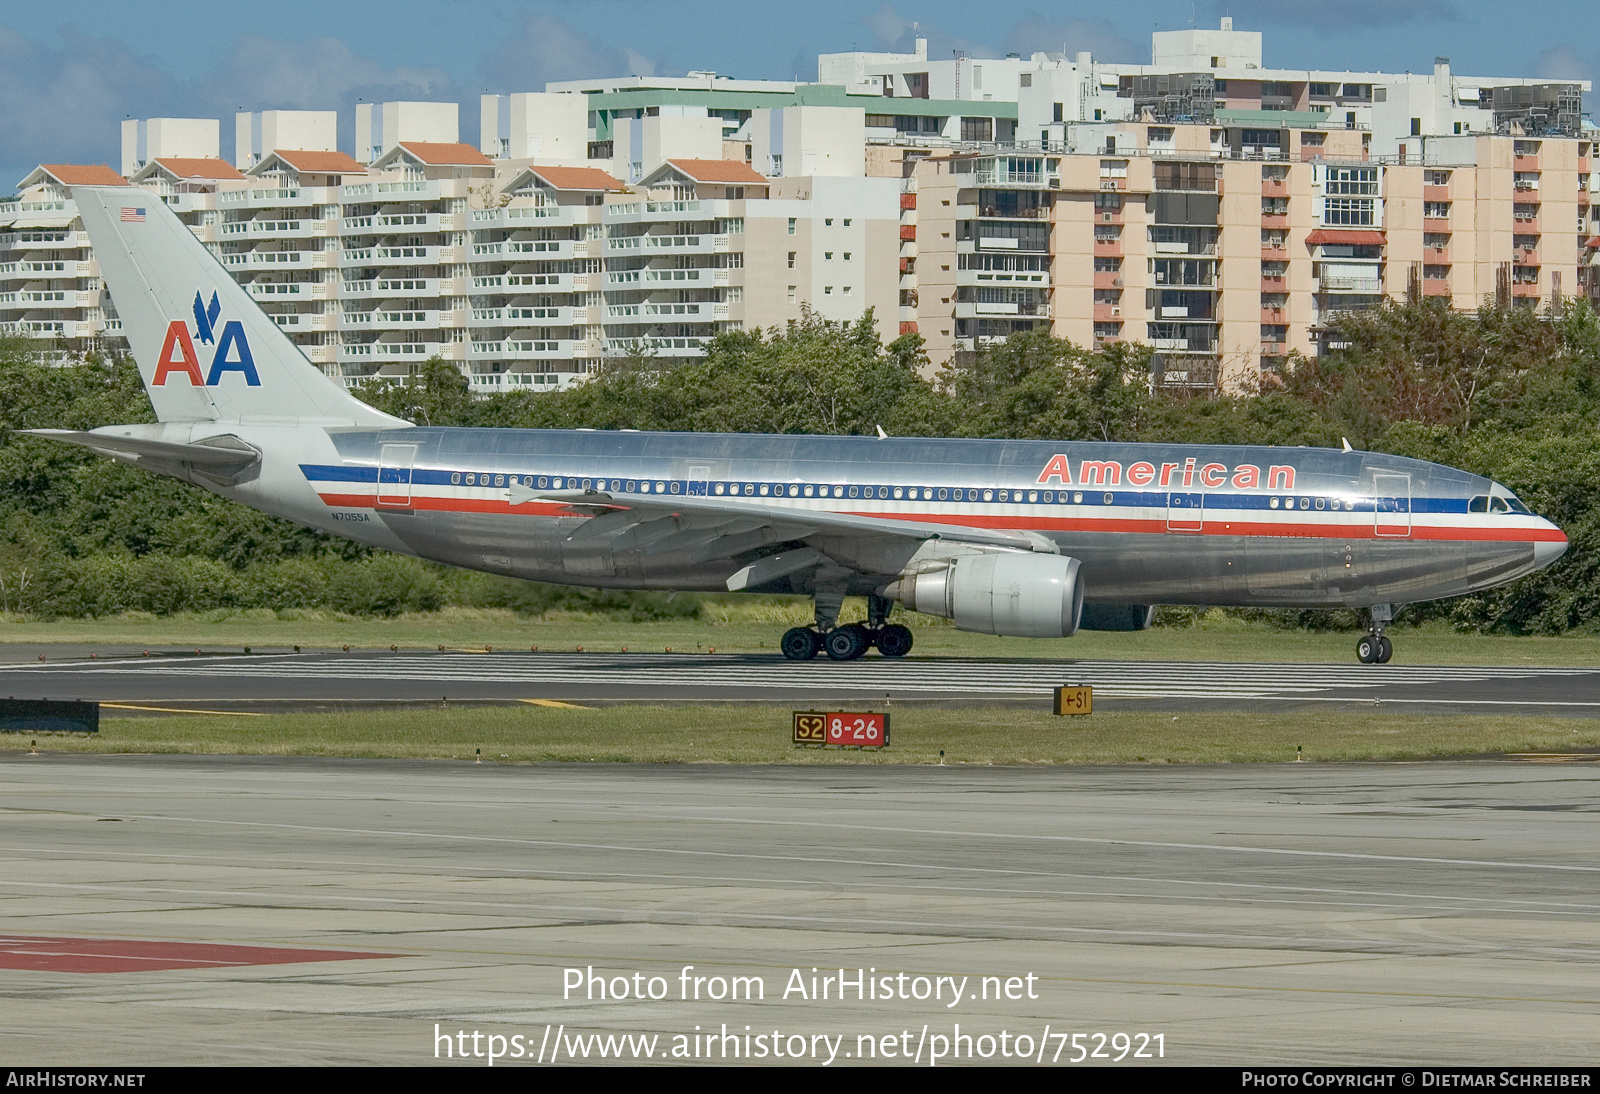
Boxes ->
[3,705,1597,765]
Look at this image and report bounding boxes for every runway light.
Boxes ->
[390,644,397,652]
[709,647,715,654]
[90,653,97,660]
[531,645,539,652]
[193,649,200,656]
[38,655,44,662]
[486,645,493,653]
[342,645,350,653]
[438,645,445,652]
[576,645,584,652]
[621,646,628,652]
[243,647,251,655]
[665,647,672,653]
[475,748,481,764]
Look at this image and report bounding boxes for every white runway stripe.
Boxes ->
[16,652,1595,700]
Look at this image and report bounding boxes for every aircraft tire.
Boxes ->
[824,624,871,662]
[876,624,914,658]
[1376,636,1393,664]
[781,627,821,661]
[1356,635,1379,664]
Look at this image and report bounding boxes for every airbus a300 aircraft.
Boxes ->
[32,188,1568,664]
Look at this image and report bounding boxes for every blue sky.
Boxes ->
[3,1,1597,189]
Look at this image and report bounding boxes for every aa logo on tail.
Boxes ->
[153,290,261,387]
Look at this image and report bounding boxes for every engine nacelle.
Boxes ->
[885,553,1085,638]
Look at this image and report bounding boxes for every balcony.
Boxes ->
[1093,303,1122,321]
[1261,179,1289,198]
[1093,237,1123,255]
[954,301,1050,318]
[1423,185,1451,203]
[1260,213,1289,229]
[1318,275,1383,293]
[1511,282,1541,298]
[1422,217,1451,231]
[269,312,338,332]
[1513,155,1540,171]
[340,277,450,299]
[1092,271,1123,290]
[1261,306,1286,323]
[339,341,449,360]
[1423,280,1451,297]
[220,188,315,210]
[1260,244,1287,261]
[247,281,335,301]
[1261,275,1287,291]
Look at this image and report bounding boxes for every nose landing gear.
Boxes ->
[779,594,914,661]
[1356,604,1395,664]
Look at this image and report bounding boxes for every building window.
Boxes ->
[1324,198,1375,226]
[825,252,833,260]
[825,218,833,226]
[843,286,852,295]
[788,218,796,235]
[787,286,796,302]
[1423,265,1449,279]
[843,252,852,261]
[1424,202,1450,219]
[843,218,851,226]
[824,286,833,295]
[787,251,795,268]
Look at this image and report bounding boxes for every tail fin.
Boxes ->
[72,186,407,428]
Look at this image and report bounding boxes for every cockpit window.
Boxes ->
[1472,493,1535,515]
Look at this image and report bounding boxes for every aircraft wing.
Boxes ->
[511,481,1057,589]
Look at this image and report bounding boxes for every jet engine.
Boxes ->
[884,553,1085,638]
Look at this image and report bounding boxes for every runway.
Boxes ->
[3,754,1597,1066]
[2,648,1600,713]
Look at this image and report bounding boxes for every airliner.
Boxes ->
[30,188,1568,664]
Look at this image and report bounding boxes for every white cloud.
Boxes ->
[480,14,658,90]
[196,36,454,111]
[1537,45,1595,83]
[1005,15,1143,63]
[1203,0,1459,27]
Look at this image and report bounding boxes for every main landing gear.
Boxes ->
[1356,603,1394,664]
[781,594,913,661]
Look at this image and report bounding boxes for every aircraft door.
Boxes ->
[377,444,418,509]
[687,464,711,496]
[1166,490,1204,532]
[1372,474,1411,538]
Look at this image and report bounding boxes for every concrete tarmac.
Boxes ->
[3,754,1598,1066]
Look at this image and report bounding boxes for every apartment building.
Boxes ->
[336,141,493,381]
[0,164,129,354]
[905,119,1596,391]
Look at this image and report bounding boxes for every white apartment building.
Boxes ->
[336,141,491,379]
[235,111,339,170]
[820,19,1589,154]
[0,164,128,353]
[119,117,220,178]
[467,164,616,391]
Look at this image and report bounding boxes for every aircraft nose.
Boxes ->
[1533,529,1568,567]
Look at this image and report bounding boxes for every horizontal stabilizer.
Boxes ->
[23,428,261,485]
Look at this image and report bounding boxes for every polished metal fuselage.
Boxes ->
[271,428,1564,611]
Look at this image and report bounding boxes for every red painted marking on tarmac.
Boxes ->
[0,935,397,973]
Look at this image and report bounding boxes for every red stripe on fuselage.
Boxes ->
[315,492,1565,544]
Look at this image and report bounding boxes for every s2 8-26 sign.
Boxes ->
[792,711,890,748]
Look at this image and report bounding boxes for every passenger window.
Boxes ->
[451,472,461,485]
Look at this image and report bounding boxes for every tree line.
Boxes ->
[1,299,1596,632]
